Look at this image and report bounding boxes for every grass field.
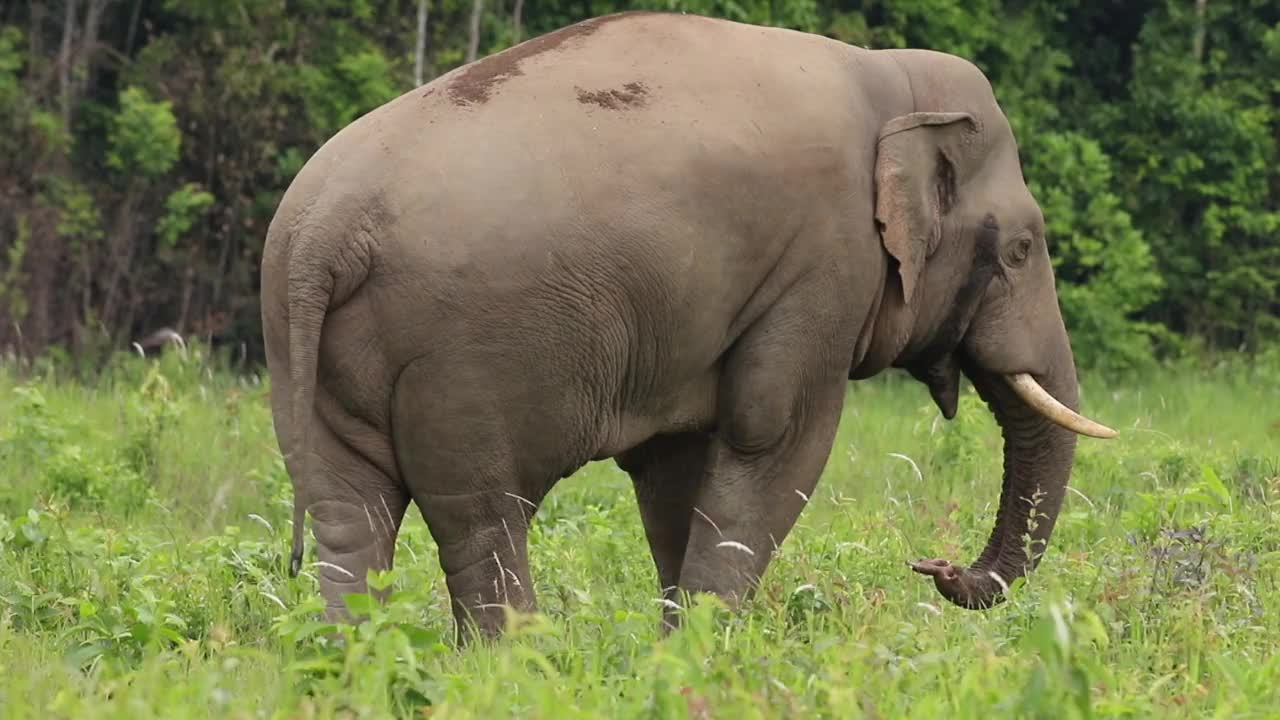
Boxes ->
[2,346,1279,719]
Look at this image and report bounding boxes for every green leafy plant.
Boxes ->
[156,184,215,249]
[272,568,447,711]
[106,86,181,179]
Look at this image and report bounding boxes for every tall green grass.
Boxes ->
[1,346,1278,718]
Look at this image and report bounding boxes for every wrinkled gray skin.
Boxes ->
[262,11,1090,641]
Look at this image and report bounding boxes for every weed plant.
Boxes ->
[1,346,1278,718]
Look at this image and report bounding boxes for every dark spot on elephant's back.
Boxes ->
[447,11,661,107]
[576,81,651,111]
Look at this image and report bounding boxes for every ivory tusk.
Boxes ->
[1004,373,1118,439]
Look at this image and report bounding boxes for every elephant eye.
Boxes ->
[1006,236,1032,266]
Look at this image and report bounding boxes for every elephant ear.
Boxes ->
[873,111,981,305]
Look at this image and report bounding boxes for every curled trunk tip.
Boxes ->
[909,559,1009,609]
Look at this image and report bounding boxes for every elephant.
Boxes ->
[260,10,1117,642]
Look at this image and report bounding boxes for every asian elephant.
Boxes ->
[260,11,1117,641]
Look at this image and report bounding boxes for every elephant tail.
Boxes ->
[284,255,327,578]
[283,227,373,578]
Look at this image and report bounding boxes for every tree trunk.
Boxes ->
[125,0,144,56]
[466,0,484,63]
[27,3,46,90]
[512,0,524,44]
[58,0,79,129]
[1193,0,1207,63]
[101,182,138,338]
[177,260,195,336]
[76,0,110,102]
[56,0,111,128]
[414,0,430,86]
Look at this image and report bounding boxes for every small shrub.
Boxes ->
[42,444,151,512]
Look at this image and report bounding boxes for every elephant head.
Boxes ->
[856,50,1117,609]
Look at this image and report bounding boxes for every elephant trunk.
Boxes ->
[911,357,1081,609]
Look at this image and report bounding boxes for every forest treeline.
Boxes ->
[1,1,1277,375]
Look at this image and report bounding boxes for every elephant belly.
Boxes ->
[594,367,720,461]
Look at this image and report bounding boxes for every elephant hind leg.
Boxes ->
[390,359,554,644]
[302,415,411,622]
[414,489,541,643]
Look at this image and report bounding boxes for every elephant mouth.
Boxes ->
[908,351,963,419]
[913,351,1116,439]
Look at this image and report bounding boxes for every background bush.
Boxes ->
[0,0,1276,374]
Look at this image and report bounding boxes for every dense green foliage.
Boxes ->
[0,1,1277,373]
[2,348,1279,717]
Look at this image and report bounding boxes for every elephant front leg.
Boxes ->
[675,400,843,610]
[674,295,849,615]
[616,433,711,632]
